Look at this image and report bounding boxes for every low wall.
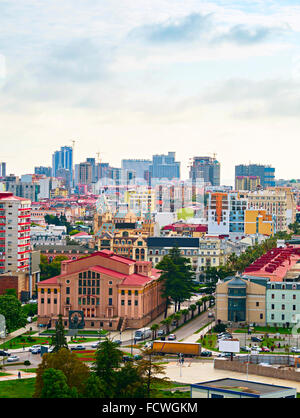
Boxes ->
[214,358,300,382]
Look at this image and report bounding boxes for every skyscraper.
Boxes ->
[235,164,275,188]
[52,146,73,183]
[121,159,152,182]
[0,162,6,178]
[189,156,220,186]
[149,152,180,184]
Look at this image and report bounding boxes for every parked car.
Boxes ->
[217,352,235,358]
[240,346,251,352]
[291,347,300,353]
[251,345,262,352]
[29,345,41,352]
[7,355,20,362]
[261,346,270,352]
[91,341,103,348]
[251,336,263,343]
[122,355,133,362]
[144,342,153,349]
[71,345,86,351]
[208,312,214,318]
[0,350,10,357]
[31,348,41,354]
[48,347,54,353]
[168,334,176,341]
[200,351,212,357]
[157,330,165,337]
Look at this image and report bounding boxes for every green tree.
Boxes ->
[34,348,90,397]
[0,294,27,333]
[150,323,159,340]
[4,288,17,298]
[189,304,197,319]
[137,347,168,398]
[161,317,172,335]
[92,338,123,397]
[181,309,189,323]
[50,314,68,352]
[40,368,77,398]
[82,373,106,398]
[115,362,147,398]
[196,300,203,315]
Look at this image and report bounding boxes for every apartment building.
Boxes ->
[0,192,31,274]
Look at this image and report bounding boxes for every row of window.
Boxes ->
[79,271,101,279]
[271,304,297,311]
[271,294,297,300]
[121,300,138,306]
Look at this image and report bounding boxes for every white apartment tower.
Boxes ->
[0,192,31,274]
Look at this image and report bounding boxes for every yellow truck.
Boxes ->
[152,340,201,357]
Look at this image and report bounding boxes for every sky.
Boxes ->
[0,0,300,185]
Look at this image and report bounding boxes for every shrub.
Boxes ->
[24,360,31,366]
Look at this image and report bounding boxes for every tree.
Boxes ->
[181,309,189,323]
[82,373,106,398]
[92,338,123,397]
[156,247,195,315]
[39,254,69,281]
[40,368,77,398]
[173,312,182,328]
[34,348,90,397]
[137,347,168,397]
[114,363,147,398]
[5,288,17,298]
[150,323,159,340]
[0,294,27,333]
[50,314,68,352]
[161,317,172,335]
[189,304,197,319]
[196,300,203,316]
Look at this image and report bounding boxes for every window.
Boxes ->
[282,304,285,310]
[128,300,131,306]
[260,313,263,319]
[41,288,44,294]
[135,290,138,296]
[54,299,57,304]
[108,298,112,306]
[66,297,70,305]
[271,294,274,299]
[109,288,113,295]
[282,314,285,321]
[271,304,274,309]
[293,305,296,311]
[271,314,274,320]
[293,295,296,300]
[121,290,125,295]
[47,298,51,304]
[54,289,57,294]
[121,300,125,306]
[41,298,44,304]
[135,300,138,306]
[256,302,259,307]
[128,290,132,296]
[282,294,285,300]
[66,287,70,295]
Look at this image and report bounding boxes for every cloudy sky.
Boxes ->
[0,0,300,185]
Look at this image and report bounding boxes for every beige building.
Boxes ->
[215,276,267,325]
[248,190,289,232]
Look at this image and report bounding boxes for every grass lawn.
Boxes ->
[151,380,190,398]
[0,335,52,350]
[197,333,218,350]
[194,321,214,334]
[0,378,36,398]
[0,372,11,377]
[233,326,296,335]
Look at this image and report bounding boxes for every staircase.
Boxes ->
[119,316,128,332]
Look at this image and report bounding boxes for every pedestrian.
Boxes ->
[18,371,21,379]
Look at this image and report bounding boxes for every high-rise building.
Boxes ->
[78,162,93,185]
[121,159,152,182]
[0,162,6,178]
[149,152,180,184]
[52,146,73,183]
[0,192,31,274]
[235,176,260,191]
[189,156,220,186]
[235,164,275,188]
[34,166,52,177]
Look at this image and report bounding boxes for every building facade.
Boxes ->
[37,250,165,330]
[189,156,220,186]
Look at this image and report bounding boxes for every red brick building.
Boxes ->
[37,250,165,330]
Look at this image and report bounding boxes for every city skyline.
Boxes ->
[1,0,300,184]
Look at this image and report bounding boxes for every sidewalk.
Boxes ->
[182,321,215,343]
[0,369,36,381]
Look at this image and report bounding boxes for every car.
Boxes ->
[240,346,251,352]
[91,341,103,348]
[71,345,86,351]
[29,345,41,352]
[261,346,270,352]
[200,351,212,357]
[291,347,300,353]
[31,348,41,354]
[7,355,20,362]
[122,355,133,362]
[133,354,142,360]
[208,312,214,318]
[251,345,262,352]
[48,347,54,353]
[0,350,10,357]
[114,340,122,346]
[217,352,235,358]
[168,334,176,341]
[144,342,153,349]
[157,330,165,337]
[251,336,263,343]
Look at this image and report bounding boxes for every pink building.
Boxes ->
[37,250,165,330]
